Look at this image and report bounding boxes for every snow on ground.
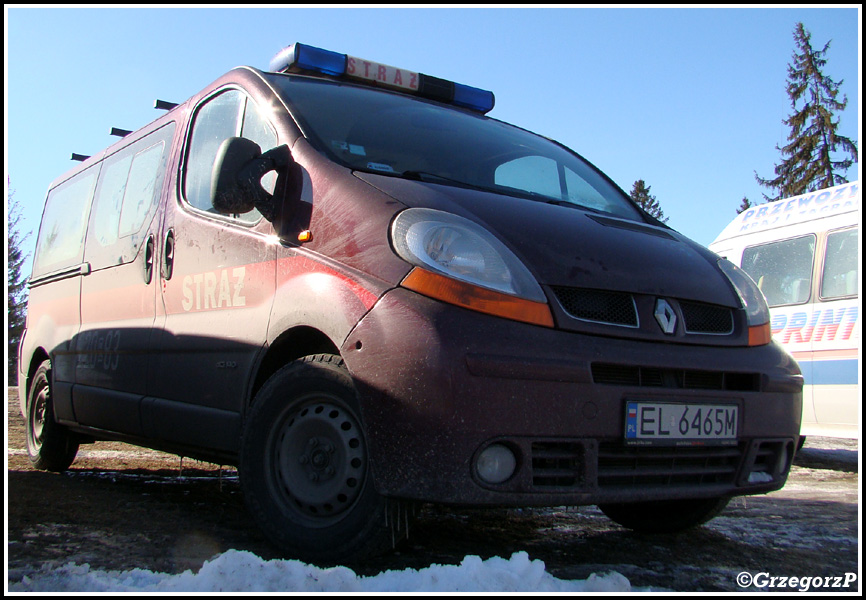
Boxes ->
[7,436,854,593]
[8,550,639,593]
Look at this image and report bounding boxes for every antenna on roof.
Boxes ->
[154,99,178,111]
[110,127,132,137]
[71,153,90,162]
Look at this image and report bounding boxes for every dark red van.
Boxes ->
[19,43,803,562]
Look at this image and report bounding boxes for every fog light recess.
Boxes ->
[475,444,517,484]
[778,442,794,474]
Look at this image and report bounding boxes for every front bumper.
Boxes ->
[341,288,802,506]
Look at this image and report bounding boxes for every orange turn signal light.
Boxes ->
[748,323,772,346]
[401,267,554,328]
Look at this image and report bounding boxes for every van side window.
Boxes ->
[86,123,175,270]
[741,235,815,307]
[240,97,278,198]
[32,168,98,278]
[184,89,277,223]
[184,90,244,213]
[119,142,166,236]
[90,153,133,248]
[821,228,858,299]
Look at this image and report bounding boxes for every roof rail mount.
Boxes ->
[154,99,178,111]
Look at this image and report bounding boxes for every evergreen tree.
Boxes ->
[8,187,30,386]
[755,22,858,200]
[736,196,753,214]
[629,179,668,223]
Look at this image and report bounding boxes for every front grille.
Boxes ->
[550,287,637,327]
[680,300,734,334]
[531,441,585,488]
[550,285,737,339]
[597,442,743,488]
[591,363,760,392]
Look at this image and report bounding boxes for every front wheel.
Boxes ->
[26,360,79,472]
[239,354,411,563]
[598,497,730,533]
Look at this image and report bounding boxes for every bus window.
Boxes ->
[821,228,858,299]
[741,235,815,307]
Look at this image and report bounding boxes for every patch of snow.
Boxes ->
[8,550,641,593]
[746,471,774,484]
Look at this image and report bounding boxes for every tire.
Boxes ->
[599,497,730,533]
[26,360,79,472]
[239,354,410,563]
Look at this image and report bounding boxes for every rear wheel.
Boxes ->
[26,360,79,472]
[240,354,411,562]
[599,497,730,533]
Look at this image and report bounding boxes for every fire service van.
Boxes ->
[20,43,803,561]
[710,182,859,440]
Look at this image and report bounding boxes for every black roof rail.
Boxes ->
[71,153,90,162]
[154,99,178,111]
[110,127,132,137]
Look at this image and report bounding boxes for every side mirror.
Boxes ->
[211,137,290,221]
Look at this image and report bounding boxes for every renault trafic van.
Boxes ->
[20,43,803,562]
[710,182,859,440]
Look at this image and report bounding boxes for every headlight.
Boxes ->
[391,208,553,327]
[717,259,772,346]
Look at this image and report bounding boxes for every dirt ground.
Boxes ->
[6,387,861,592]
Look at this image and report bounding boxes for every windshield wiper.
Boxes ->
[402,171,551,200]
[400,171,488,191]
[535,197,605,214]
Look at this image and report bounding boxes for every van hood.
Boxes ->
[355,173,739,307]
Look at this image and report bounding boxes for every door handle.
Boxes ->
[162,229,175,281]
[144,234,155,284]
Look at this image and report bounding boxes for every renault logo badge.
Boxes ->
[654,299,677,334]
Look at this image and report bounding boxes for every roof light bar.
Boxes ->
[269,43,495,114]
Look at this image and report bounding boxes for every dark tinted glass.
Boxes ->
[272,76,642,221]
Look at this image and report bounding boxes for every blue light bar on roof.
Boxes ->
[269,43,346,76]
[453,83,495,112]
[268,43,495,114]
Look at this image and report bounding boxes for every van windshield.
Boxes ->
[270,75,643,221]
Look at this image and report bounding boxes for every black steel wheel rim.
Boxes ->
[269,396,367,525]
[27,382,49,454]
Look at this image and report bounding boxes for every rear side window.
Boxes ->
[91,153,133,248]
[741,235,816,307]
[821,228,858,299]
[85,123,175,270]
[32,169,98,278]
[119,141,166,236]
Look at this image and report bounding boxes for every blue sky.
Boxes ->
[5,6,860,273]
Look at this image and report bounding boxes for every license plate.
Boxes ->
[624,401,738,445]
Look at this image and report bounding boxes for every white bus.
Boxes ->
[710,182,860,439]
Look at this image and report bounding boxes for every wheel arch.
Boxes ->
[250,326,341,407]
[23,347,51,406]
